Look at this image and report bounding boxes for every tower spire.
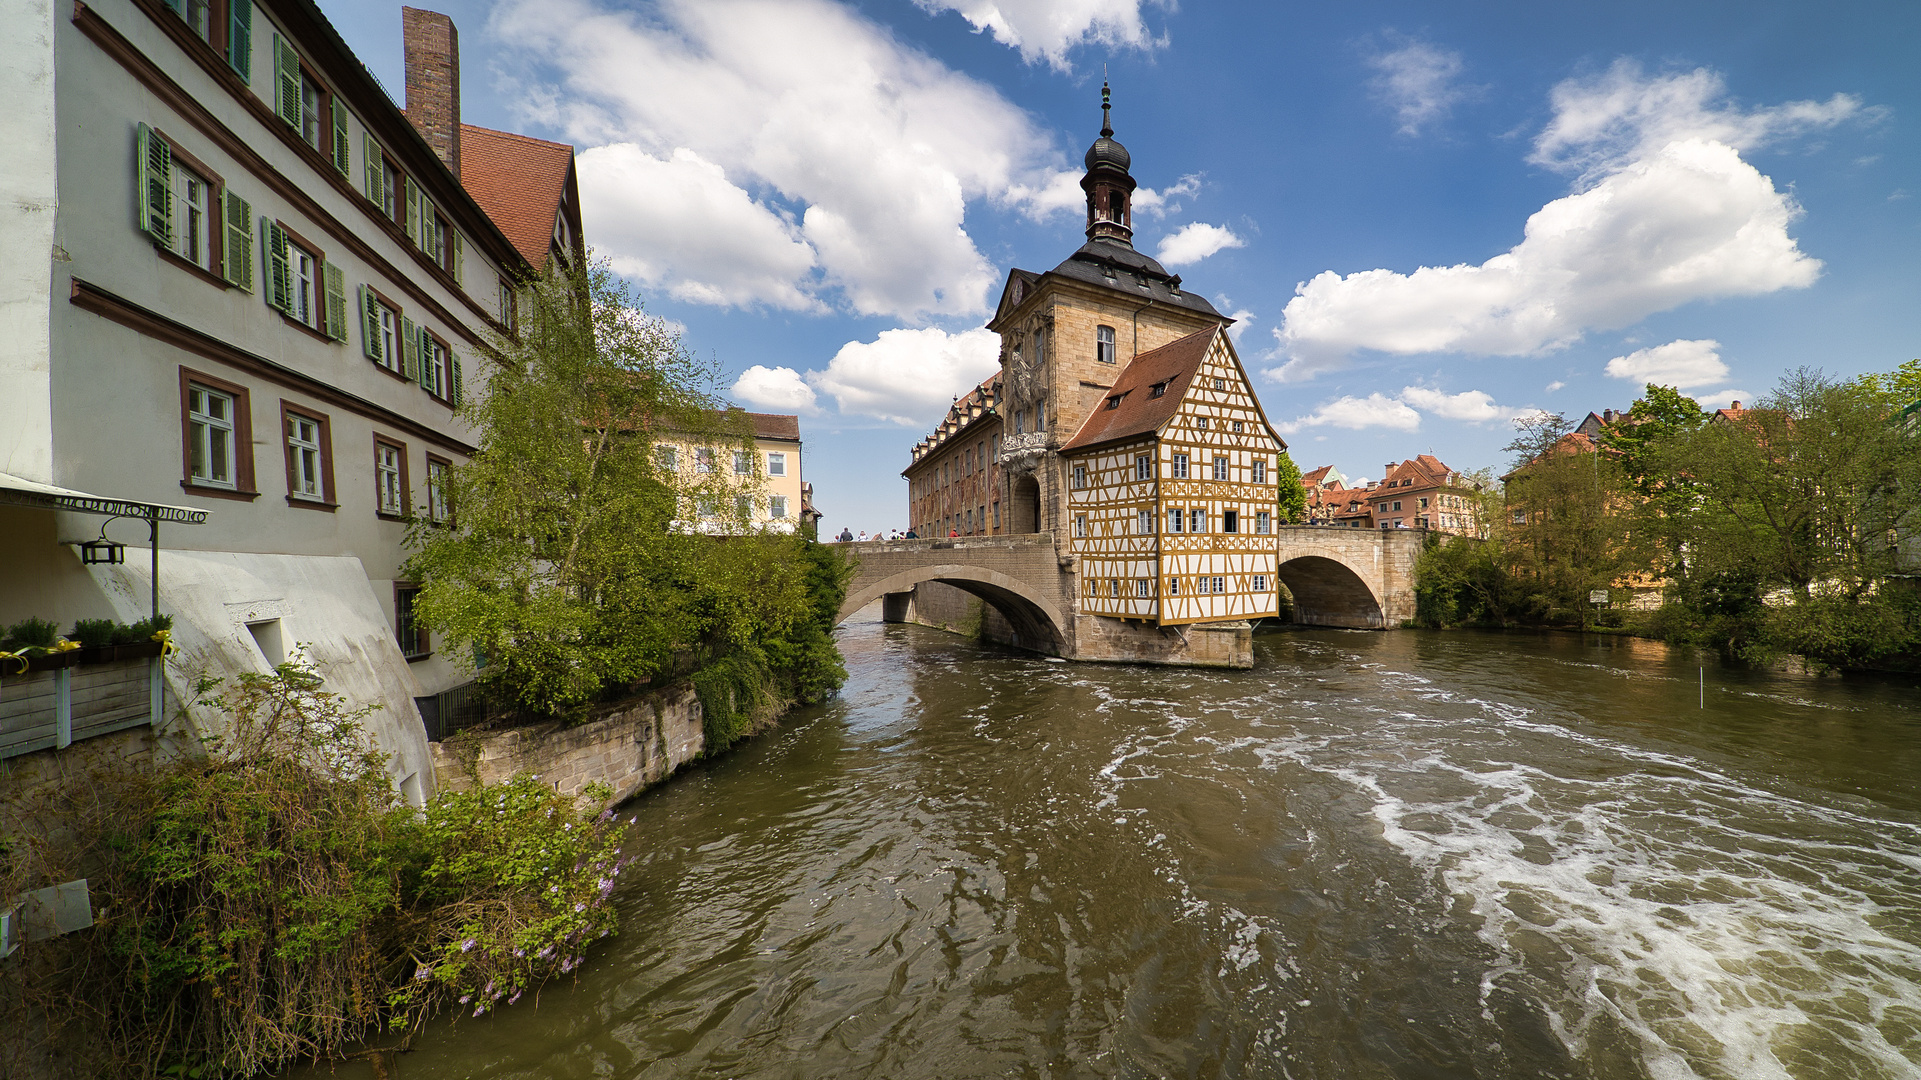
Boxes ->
[1100,80,1113,138]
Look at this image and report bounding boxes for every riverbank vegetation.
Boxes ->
[1415,363,1921,671]
[1,662,627,1078]
[404,257,848,735]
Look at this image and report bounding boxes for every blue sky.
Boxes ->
[322,0,1920,534]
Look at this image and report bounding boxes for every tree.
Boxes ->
[1274,449,1306,523]
[1499,412,1636,624]
[405,259,831,716]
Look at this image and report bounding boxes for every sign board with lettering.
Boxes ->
[1589,590,1609,605]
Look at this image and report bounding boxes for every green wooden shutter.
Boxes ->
[359,285,382,361]
[222,190,253,291]
[449,228,463,285]
[403,177,420,248]
[163,0,184,16]
[417,328,435,390]
[274,35,300,128]
[322,262,346,340]
[363,133,383,205]
[262,217,291,313]
[450,353,463,407]
[227,0,251,81]
[331,100,350,176]
[134,124,173,248]
[400,317,420,380]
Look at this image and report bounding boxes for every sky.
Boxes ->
[321,0,1921,535]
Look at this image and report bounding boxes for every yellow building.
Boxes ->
[658,410,806,534]
[1059,327,1285,625]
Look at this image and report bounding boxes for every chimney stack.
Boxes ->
[402,7,460,177]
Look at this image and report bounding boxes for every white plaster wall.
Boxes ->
[0,0,59,482]
[86,550,436,800]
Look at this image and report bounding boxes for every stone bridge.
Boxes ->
[834,527,1423,666]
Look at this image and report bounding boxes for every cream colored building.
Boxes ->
[659,411,806,535]
[0,0,578,794]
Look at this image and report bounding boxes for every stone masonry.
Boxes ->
[402,7,461,177]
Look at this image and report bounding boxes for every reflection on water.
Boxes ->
[292,618,1921,1079]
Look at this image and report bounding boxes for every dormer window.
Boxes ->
[1105,392,1126,410]
[1149,382,1167,398]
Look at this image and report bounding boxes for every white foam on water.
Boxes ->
[1258,710,1921,1080]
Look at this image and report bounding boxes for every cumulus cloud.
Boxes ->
[1545,380,1566,392]
[1693,388,1756,410]
[1266,61,1864,381]
[731,365,822,414]
[1368,38,1478,136]
[496,0,1071,320]
[1008,170,1201,222]
[1604,338,1729,388]
[1156,223,1245,267]
[805,328,1002,425]
[1279,393,1421,434]
[1399,386,1521,424]
[914,0,1168,70]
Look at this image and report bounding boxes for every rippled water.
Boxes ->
[330,615,1921,1079]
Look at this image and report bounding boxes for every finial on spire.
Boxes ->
[1100,79,1113,138]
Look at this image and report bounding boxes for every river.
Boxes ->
[357,613,1921,1078]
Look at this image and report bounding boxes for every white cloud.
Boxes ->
[1132,173,1201,218]
[579,145,819,310]
[496,0,1071,320]
[1693,388,1756,410]
[1545,380,1566,392]
[806,328,1002,425]
[1267,59,1867,380]
[1010,170,1200,223]
[1279,393,1422,434]
[1155,223,1245,267]
[914,0,1167,71]
[1368,38,1477,136]
[1604,338,1729,388]
[731,365,822,415]
[1399,386,1523,424]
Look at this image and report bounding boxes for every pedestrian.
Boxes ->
[857,530,869,542]
[838,526,854,542]
[904,528,918,539]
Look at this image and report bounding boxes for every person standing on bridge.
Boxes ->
[838,527,854,542]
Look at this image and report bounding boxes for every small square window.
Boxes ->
[696,448,715,474]
[735,451,753,476]
[770,495,788,519]
[767,452,787,476]
[1253,460,1267,484]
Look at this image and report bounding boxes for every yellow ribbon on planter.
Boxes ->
[0,639,78,675]
[152,629,178,657]
[0,650,27,676]
[52,638,80,652]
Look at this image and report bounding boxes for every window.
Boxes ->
[1136,579,1152,598]
[375,439,407,517]
[299,70,323,149]
[171,162,212,271]
[737,494,754,519]
[1196,417,1209,429]
[1136,455,1153,480]
[767,452,787,476]
[656,445,678,472]
[1213,377,1226,391]
[1167,507,1184,533]
[1138,509,1153,534]
[1035,397,1046,432]
[1191,508,1207,533]
[696,448,715,473]
[1110,579,1120,598]
[1170,453,1189,479]
[189,385,237,489]
[1073,465,1087,488]
[358,289,400,371]
[1232,421,1244,433]
[993,501,1001,528]
[1379,504,1389,514]
[1513,509,1527,525]
[1253,575,1268,592]
[288,239,316,325]
[1213,456,1229,481]
[1032,329,1045,368]
[1149,381,1167,399]
[1392,501,1402,512]
[1253,459,1267,484]
[420,332,450,400]
[1256,511,1271,534]
[382,159,404,223]
[426,456,452,522]
[734,451,753,476]
[1105,395,1123,411]
[1096,325,1117,364]
[1419,497,1429,509]
[395,584,429,659]
[497,276,517,331]
[1074,514,1087,538]
[1223,509,1239,533]
[770,495,788,519]
[1168,577,1182,596]
[282,405,335,506]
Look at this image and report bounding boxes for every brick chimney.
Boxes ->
[402,7,460,177]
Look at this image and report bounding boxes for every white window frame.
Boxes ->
[734,451,753,476]
[1253,459,1267,484]
[376,443,403,515]
[424,334,449,399]
[1074,514,1087,538]
[1137,509,1153,534]
[1135,454,1152,480]
[172,162,212,270]
[767,452,787,477]
[1170,453,1189,479]
[1213,456,1229,481]
[1096,325,1117,364]
[1191,508,1207,533]
[1256,511,1271,534]
[375,301,398,372]
[188,384,236,488]
[769,495,788,519]
[1167,507,1184,533]
[656,445,678,472]
[695,448,715,474]
[1073,464,1087,489]
[288,239,316,327]
[426,458,451,522]
[287,414,322,500]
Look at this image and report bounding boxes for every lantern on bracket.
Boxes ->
[78,520,127,565]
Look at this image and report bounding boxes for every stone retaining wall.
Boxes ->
[428,683,704,808]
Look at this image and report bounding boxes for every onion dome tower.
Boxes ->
[1081,82,1136,246]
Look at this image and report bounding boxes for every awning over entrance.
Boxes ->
[0,471,208,524]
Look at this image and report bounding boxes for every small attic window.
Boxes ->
[1105,392,1127,410]
[1149,382,1167,398]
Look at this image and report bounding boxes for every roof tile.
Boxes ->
[460,124,573,268]
[1060,327,1219,454]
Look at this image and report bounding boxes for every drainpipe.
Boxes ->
[1131,299,1156,359]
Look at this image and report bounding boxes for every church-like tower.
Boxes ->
[984,84,1232,535]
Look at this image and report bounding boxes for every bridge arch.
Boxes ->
[839,563,1069,654]
[1275,554,1386,629]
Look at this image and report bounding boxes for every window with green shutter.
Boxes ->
[135,123,173,248]
[322,262,346,341]
[273,35,301,129]
[449,229,463,286]
[363,132,383,205]
[222,190,253,291]
[403,177,421,249]
[450,353,463,407]
[331,100,350,176]
[228,1,252,81]
[359,284,382,362]
[399,317,421,381]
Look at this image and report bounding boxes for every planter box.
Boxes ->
[69,641,163,666]
[1,650,78,677]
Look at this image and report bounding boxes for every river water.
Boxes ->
[366,614,1921,1079]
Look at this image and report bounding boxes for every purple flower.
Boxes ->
[461,938,476,952]
[414,966,431,981]
[509,991,522,1004]
[459,994,471,1004]
[573,902,586,913]
[474,1006,487,1017]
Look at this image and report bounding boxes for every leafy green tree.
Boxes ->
[1499,412,1639,624]
[406,259,834,715]
[1274,449,1306,523]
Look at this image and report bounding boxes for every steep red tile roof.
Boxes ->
[461,124,573,268]
[713,409,801,441]
[1301,465,1337,487]
[1060,327,1219,454]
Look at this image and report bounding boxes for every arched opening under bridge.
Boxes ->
[839,563,1068,655]
[1274,555,1386,629]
